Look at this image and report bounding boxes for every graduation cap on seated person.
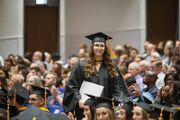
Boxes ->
[135,102,152,113]
[12,105,49,120]
[84,98,95,106]
[150,103,180,120]
[115,100,133,120]
[13,105,70,120]
[0,102,20,119]
[85,94,120,111]
[31,85,51,107]
[9,83,29,106]
[85,32,112,43]
[31,85,51,98]
[133,102,155,119]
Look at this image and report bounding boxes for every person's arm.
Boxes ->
[50,86,63,105]
[63,63,84,113]
[113,68,131,101]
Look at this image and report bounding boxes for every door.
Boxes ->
[24,5,59,53]
[146,0,178,44]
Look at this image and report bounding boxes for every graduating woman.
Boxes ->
[63,32,130,119]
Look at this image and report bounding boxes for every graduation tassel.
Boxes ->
[112,99,115,112]
[14,89,16,106]
[152,101,155,111]
[169,112,173,120]
[44,88,47,108]
[32,117,37,120]
[7,96,10,120]
[158,107,164,120]
[107,38,117,59]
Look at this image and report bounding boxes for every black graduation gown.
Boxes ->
[63,62,130,119]
[0,87,7,104]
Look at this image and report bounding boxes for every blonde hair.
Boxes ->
[95,108,116,120]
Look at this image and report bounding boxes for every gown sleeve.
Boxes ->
[113,68,131,102]
[63,62,84,113]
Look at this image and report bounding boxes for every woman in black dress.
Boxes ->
[63,32,130,119]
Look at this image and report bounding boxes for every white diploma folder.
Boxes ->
[79,81,104,101]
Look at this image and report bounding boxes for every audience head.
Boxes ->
[32,51,43,62]
[132,104,149,120]
[128,62,140,77]
[150,60,162,74]
[144,71,157,87]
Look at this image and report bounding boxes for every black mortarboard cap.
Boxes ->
[86,94,120,110]
[84,98,94,106]
[12,105,49,120]
[135,102,152,113]
[12,83,29,100]
[31,85,51,98]
[0,103,19,118]
[117,101,133,120]
[14,105,70,120]
[85,32,112,43]
[134,102,157,119]
[150,103,179,120]
[46,112,70,120]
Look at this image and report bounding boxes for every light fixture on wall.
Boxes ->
[36,0,47,5]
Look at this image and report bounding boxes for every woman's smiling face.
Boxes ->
[93,42,105,57]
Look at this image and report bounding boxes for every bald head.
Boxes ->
[32,51,43,62]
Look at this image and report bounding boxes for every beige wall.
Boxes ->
[0,0,24,58]
[65,0,146,58]
[0,0,146,60]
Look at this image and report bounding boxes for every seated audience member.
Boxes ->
[44,52,53,71]
[8,83,29,114]
[129,47,139,60]
[139,60,150,77]
[51,62,63,79]
[82,98,95,120]
[24,75,43,90]
[47,85,64,114]
[32,51,43,62]
[29,85,51,111]
[86,94,118,120]
[127,62,144,91]
[154,85,173,106]
[29,66,42,78]
[132,103,151,120]
[143,71,158,100]
[164,73,175,87]
[116,101,133,120]
[8,74,25,90]
[125,77,142,102]
[150,60,165,89]
[44,72,57,89]
[95,100,117,120]
[4,58,13,72]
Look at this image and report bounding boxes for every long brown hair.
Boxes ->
[84,44,118,78]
